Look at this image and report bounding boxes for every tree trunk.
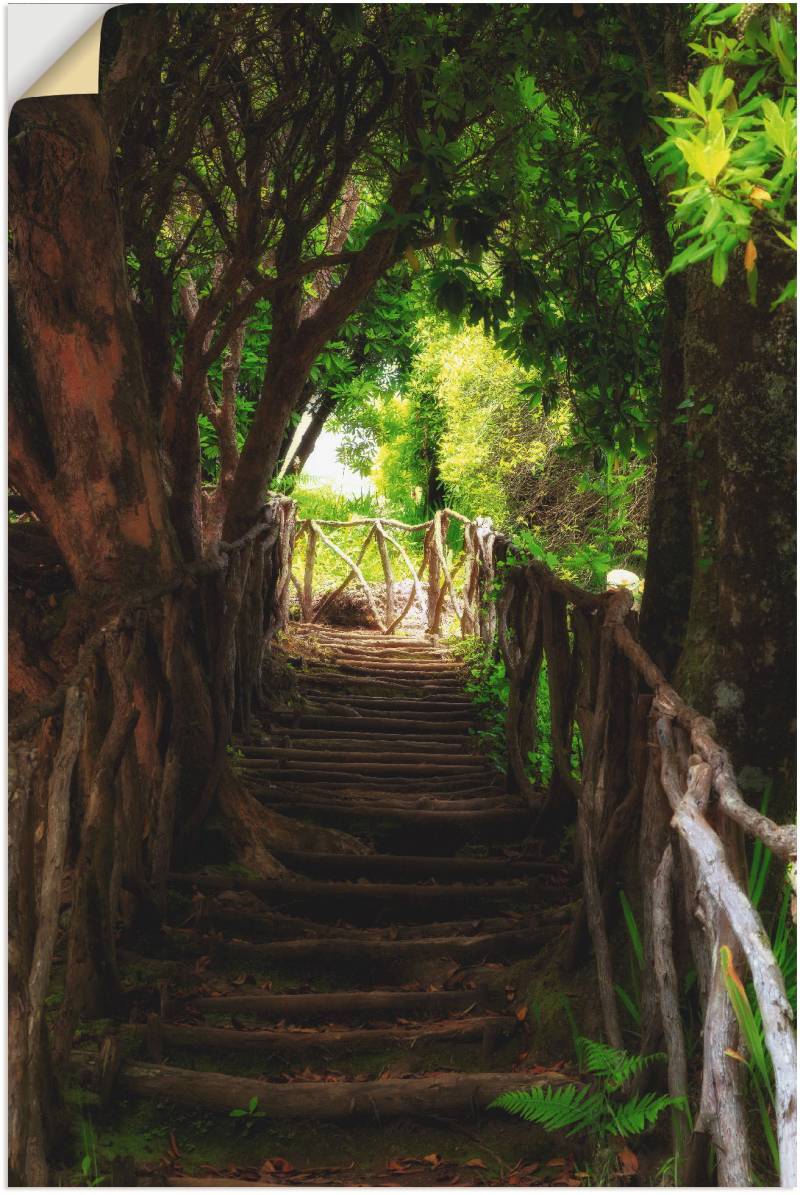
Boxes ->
[9,96,181,594]
[223,168,422,539]
[288,390,339,476]
[676,244,796,815]
[638,297,693,677]
[8,95,303,1184]
[623,141,693,681]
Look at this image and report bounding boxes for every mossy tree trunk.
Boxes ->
[676,245,796,816]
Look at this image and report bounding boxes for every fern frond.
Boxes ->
[608,1092,680,1138]
[577,1037,666,1089]
[490,1083,604,1134]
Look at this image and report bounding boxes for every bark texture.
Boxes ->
[677,246,796,815]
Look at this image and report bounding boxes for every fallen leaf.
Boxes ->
[744,238,757,273]
[387,1159,414,1174]
[466,1158,487,1169]
[546,1158,566,1167]
[261,1157,294,1174]
[618,1146,638,1175]
[724,1047,748,1064]
[423,1153,442,1167]
[515,1005,528,1021]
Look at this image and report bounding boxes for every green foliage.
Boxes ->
[614,890,645,1030]
[747,782,774,907]
[77,1118,105,1186]
[451,635,556,786]
[721,945,779,1176]
[578,1037,659,1091]
[491,1037,682,1143]
[229,1095,265,1135]
[509,451,648,591]
[653,5,796,303]
[344,318,651,583]
[449,636,509,775]
[619,891,644,969]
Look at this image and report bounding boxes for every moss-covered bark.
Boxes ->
[677,246,796,815]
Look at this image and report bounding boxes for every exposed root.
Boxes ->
[217,772,370,878]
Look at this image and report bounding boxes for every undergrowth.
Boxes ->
[491,1036,686,1143]
[451,635,572,788]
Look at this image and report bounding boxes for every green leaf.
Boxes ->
[614,983,642,1026]
[675,133,730,184]
[746,262,758,306]
[619,891,644,967]
[662,91,705,116]
[712,246,729,286]
[771,279,797,309]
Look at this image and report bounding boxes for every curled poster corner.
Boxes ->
[11,6,110,103]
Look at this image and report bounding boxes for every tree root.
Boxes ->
[217,770,370,878]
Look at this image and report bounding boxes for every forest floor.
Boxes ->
[63,625,603,1186]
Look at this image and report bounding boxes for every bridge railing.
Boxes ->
[290,508,496,637]
[485,532,797,1187]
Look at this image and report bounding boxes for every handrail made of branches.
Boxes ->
[9,495,296,1183]
[290,509,496,637]
[482,532,796,1188]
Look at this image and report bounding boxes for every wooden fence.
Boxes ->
[482,533,797,1188]
[290,509,496,637]
[8,495,295,1184]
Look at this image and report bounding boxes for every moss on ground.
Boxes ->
[58,1084,560,1186]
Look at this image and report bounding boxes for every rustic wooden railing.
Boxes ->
[290,509,496,637]
[479,532,797,1188]
[8,495,295,1184]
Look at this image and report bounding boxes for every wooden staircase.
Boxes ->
[76,626,574,1184]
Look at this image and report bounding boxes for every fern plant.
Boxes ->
[491,1037,687,1142]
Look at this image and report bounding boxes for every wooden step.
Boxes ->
[196,903,533,942]
[260,801,530,836]
[159,924,554,967]
[239,757,492,776]
[186,986,489,1020]
[240,747,484,766]
[271,850,565,882]
[253,729,477,746]
[250,788,513,811]
[74,1052,566,1119]
[251,778,506,800]
[169,871,529,909]
[271,715,478,734]
[126,1014,516,1056]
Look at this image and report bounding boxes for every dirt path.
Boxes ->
[75,626,577,1185]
